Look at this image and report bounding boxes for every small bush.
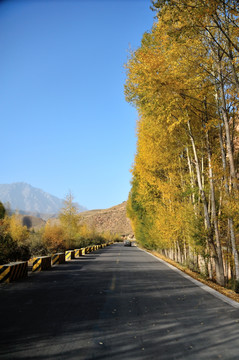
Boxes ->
[231,280,239,293]
[0,232,31,265]
[26,231,48,257]
[0,233,17,264]
[42,222,66,253]
[0,202,6,219]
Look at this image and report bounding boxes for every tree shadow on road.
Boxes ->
[1,244,239,359]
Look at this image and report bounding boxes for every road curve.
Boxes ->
[0,243,239,359]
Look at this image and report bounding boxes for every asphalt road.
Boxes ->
[1,243,239,360]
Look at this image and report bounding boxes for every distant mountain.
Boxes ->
[0,182,86,218]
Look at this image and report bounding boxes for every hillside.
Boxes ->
[19,215,46,230]
[79,201,134,237]
[16,200,134,237]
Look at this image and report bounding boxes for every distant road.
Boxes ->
[1,243,239,359]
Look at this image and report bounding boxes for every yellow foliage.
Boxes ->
[6,214,29,243]
[42,221,65,252]
[125,0,239,286]
[58,192,81,244]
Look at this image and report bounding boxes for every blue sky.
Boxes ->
[0,0,155,210]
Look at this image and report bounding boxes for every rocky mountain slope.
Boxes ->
[79,201,134,236]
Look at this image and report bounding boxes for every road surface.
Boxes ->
[0,243,239,359]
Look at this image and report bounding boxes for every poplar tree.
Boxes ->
[58,192,81,249]
[125,0,239,287]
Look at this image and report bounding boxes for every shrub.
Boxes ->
[42,222,66,253]
[0,202,6,219]
[26,231,48,257]
[0,232,31,265]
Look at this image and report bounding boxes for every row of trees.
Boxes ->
[0,194,120,265]
[125,0,239,288]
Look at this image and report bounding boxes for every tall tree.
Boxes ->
[125,0,239,286]
[58,192,81,248]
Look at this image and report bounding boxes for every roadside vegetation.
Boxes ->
[125,0,239,291]
[0,195,121,265]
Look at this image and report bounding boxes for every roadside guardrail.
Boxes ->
[0,243,113,283]
[32,256,52,272]
[0,261,28,283]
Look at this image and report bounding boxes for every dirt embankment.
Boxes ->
[79,201,134,236]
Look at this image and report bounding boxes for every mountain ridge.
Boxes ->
[0,183,133,236]
[0,182,86,217]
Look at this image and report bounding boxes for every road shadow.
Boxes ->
[0,244,239,359]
